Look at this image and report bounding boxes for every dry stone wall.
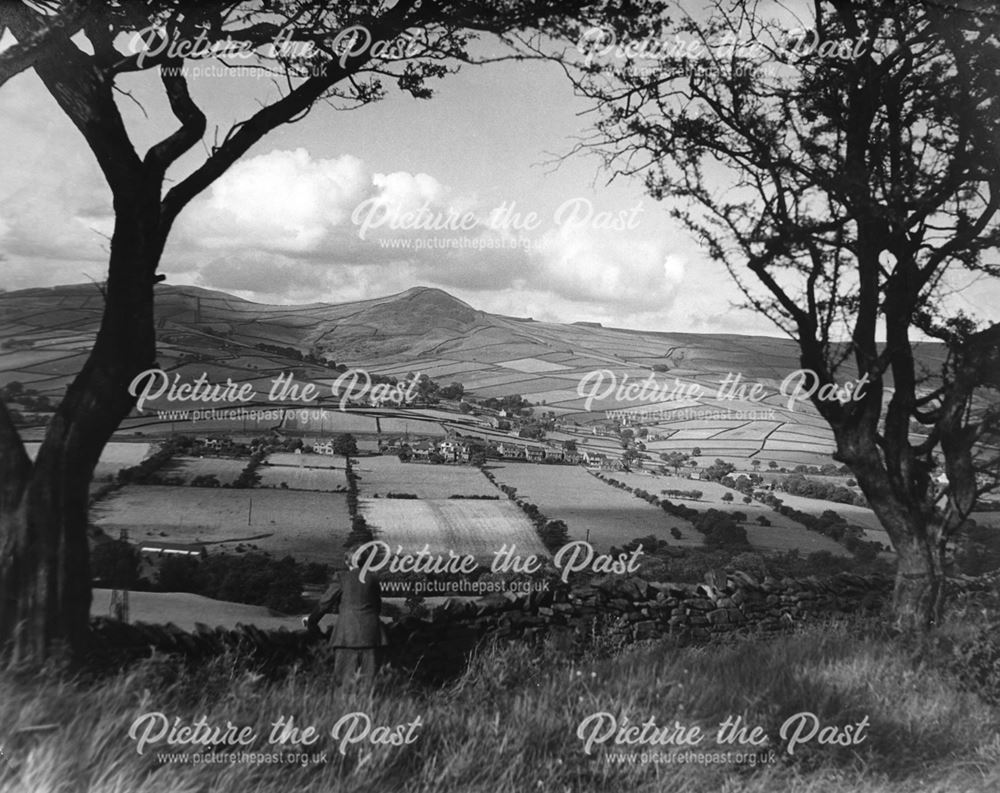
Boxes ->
[87,570,907,676]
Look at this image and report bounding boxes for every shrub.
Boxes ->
[948,634,1000,704]
[695,510,751,549]
[157,552,305,613]
[538,519,570,552]
[726,551,769,579]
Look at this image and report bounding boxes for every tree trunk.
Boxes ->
[0,191,161,667]
[837,430,947,634]
[0,451,95,667]
[892,531,946,633]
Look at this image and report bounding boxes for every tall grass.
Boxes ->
[0,618,998,793]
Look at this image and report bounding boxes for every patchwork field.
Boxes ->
[373,416,447,437]
[354,456,496,498]
[3,282,933,476]
[257,464,348,491]
[774,492,892,548]
[496,357,573,373]
[741,522,849,556]
[91,485,350,564]
[3,283,958,576]
[281,410,377,434]
[159,456,247,486]
[361,497,547,561]
[487,463,695,551]
[24,440,152,480]
[601,472,849,556]
[266,451,345,468]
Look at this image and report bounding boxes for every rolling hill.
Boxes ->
[0,282,947,465]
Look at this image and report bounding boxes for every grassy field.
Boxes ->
[159,456,248,486]
[257,464,348,492]
[1,618,997,793]
[488,463,694,551]
[282,410,378,434]
[620,472,851,556]
[354,456,497,498]
[91,486,351,564]
[25,440,152,479]
[775,492,893,548]
[90,589,304,630]
[266,452,346,468]
[361,497,547,561]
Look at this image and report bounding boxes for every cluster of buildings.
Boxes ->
[375,435,629,469]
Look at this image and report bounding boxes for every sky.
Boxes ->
[0,5,997,338]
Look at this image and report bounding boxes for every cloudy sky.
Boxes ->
[0,12,996,338]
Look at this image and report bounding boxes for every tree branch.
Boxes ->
[4,3,142,194]
[0,0,90,88]
[143,64,206,178]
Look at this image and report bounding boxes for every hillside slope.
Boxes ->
[0,283,946,464]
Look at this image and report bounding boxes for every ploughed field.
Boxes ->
[353,456,545,562]
[360,498,547,562]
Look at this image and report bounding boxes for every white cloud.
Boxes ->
[529,223,685,312]
[170,150,690,326]
[0,123,725,331]
[182,149,370,252]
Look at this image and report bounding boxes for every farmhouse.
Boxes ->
[496,442,525,459]
[525,445,546,462]
[411,440,434,460]
[583,450,625,470]
[438,439,460,460]
[582,450,607,467]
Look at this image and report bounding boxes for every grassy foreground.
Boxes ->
[0,618,998,793]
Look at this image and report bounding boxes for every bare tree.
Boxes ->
[0,0,590,666]
[0,0,90,87]
[563,0,1000,630]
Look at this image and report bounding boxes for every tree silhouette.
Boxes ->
[0,0,592,666]
[568,0,1000,630]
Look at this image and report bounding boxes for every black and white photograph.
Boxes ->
[0,1,999,791]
